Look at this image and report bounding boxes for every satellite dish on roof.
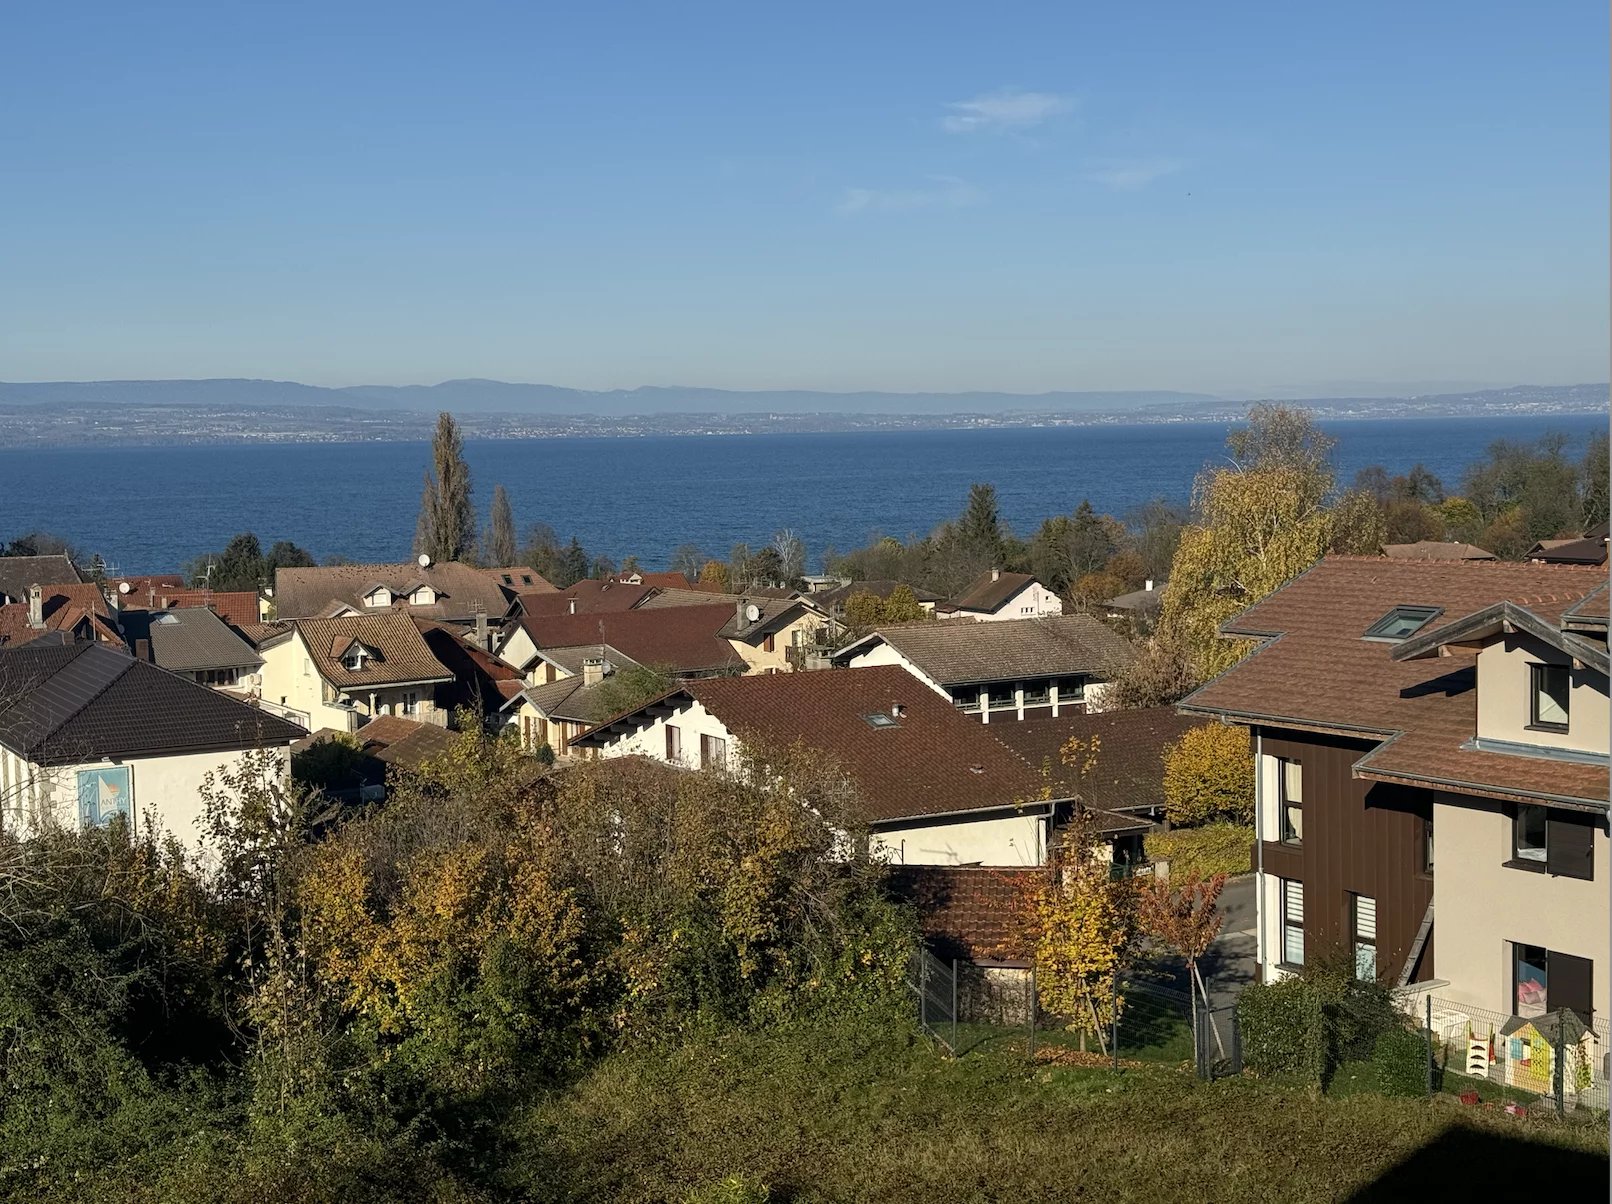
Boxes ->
[418,554,431,568]
[745,603,761,623]
[117,581,132,594]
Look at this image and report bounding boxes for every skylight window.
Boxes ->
[862,712,899,729]
[1362,605,1442,642]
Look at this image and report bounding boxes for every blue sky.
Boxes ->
[1,1,1605,395]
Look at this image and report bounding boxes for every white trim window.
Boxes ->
[1352,894,1377,980]
[1281,878,1305,968]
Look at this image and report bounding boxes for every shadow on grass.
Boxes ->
[1344,1125,1608,1201]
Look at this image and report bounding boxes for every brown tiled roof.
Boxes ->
[134,589,262,626]
[413,618,524,715]
[1527,534,1608,565]
[295,614,454,690]
[580,665,1052,823]
[516,580,655,616]
[1564,583,1609,627]
[947,570,1041,614]
[1181,557,1608,810]
[235,620,292,648]
[517,605,745,675]
[613,571,692,589]
[107,574,186,597]
[0,642,303,765]
[833,613,1135,686]
[353,714,457,770]
[274,561,512,621]
[0,555,81,603]
[1383,541,1497,561]
[887,865,1039,965]
[987,707,1212,813]
[485,566,558,594]
[637,589,821,641]
[813,579,942,611]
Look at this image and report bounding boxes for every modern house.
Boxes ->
[120,606,264,688]
[254,613,454,731]
[0,642,303,846]
[570,664,1066,867]
[1383,541,1497,562]
[831,614,1135,721]
[272,559,515,623]
[0,554,81,605]
[1180,556,1608,1025]
[939,569,1063,622]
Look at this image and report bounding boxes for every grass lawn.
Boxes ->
[507,1022,1609,1203]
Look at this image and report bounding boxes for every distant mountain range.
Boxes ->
[0,377,1605,418]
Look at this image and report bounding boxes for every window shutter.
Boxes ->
[1355,895,1376,941]
[1546,813,1596,881]
[1550,951,1594,1024]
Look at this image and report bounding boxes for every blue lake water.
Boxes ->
[0,414,1602,574]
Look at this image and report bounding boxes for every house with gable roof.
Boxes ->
[273,559,514,623]
[254,612,454,731]
[940,569,1063,622]
[1181,556,1608,1025]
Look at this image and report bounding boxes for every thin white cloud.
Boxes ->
[941,88,1074,134]
[1082,157,1187,190]
[834,176,983,216]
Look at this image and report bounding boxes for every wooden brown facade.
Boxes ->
[1256,728,1435,984]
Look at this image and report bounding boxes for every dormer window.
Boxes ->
[363,586,392,608]
[410,586,436,605]
[1363,605,1441,642]
[1530,663,1570,732]
[343,647,369,672]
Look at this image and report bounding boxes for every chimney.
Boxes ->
[1145,578,1155,593]
[582,655,606,688]
[568,597,577,615]
[475,608,489,651]
[736,597,748,628]
[891,701,906,720]
[134,638,152,662]
[26,583,43,629]
[990,568,1000,581]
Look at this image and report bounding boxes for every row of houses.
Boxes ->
[0,544,1605,1035]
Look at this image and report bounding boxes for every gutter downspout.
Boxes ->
[1254,727,1265,984]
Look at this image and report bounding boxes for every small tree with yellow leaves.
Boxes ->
[1161,724,1253,826]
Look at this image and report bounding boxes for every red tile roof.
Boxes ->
[518,604,745,675]
[515,580,655,616]
[945,570,1043,614]
[122,589,261,626]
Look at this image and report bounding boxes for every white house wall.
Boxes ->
[1476,634,1609,756]
[973,582,1064,622]
[872,811,1047,867]
[596,697,733,769]
[839,643,949,699]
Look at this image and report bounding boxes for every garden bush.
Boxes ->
[1373,1027,1430,1098]
[1237,959,1403,1090]
[1145,822,1253,879]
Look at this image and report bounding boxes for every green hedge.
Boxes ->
[1145,823,1254,879]
[1237,962,1405,1091]
[1373,1028,1429,1098]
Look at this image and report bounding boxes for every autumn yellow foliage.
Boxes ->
[1161,724,1254,826]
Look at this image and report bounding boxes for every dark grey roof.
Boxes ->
[832,614,1136,686]
[1104,582,1167,611]
[121,607,264,673]
[0,643,304,764]
[0,555,81,603]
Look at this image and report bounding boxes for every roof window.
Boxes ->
[862,712,899,729]
[1362,605,1442,642]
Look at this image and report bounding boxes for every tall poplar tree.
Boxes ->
[414,412,476,564]
[486,484,517,567]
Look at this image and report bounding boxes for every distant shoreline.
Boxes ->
[0,402,1603,451]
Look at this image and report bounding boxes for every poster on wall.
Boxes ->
[77,766,132,827]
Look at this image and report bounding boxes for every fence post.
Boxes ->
[1028,965,1037,1062]
[1424,995,1434,1098]
[951,958,958,1057]
[1553,1010,1566,1117]
[919,953,928,1035]
[1110,973,1120,1074]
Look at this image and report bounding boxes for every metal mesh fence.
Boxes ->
[1418,994,1609,1116]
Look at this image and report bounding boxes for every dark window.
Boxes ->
[1510,806,1595,881]
[1022,681,1050,706]
[700,733,727,769]
[1280,879,1305,967]
[665,724,682,763]
[1279,758,1303,844]
[1058,677,1087,703]
[763,633,775,653]
[1362,605,1442,641]
[985,684,1015,709]
[1529,663,1570,732]
[1421,808,1435,874]
[1352,894,1377,981]
[952,690,981,712]
[1514,944,1595,1024]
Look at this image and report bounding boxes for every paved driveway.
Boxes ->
[1200,874,1256,1009]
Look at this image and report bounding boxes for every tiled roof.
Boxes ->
[887,865,1039,965]
[1382,541,1497,561]
[235,620,292,649]
[579,665,1053,824]
[1181,557,1608,810]
[612,571,693,589]
[534,643,642,677]
[125,589,262,626]
[833,614,1136,686]
[516,580,655,616]
[485,566,558,594]
[121,607,263,673]
[0,555,81,602]
[0,642,303,764]
[1527,534,1608,565]
[986,707,1212,813]
[1564,583,1609,627]
[516,605,745,675]
[106,574,185,598]
[518,673,615,724]
[1104,582,1167,611]
[0,584,123,650]
[413,618,524,714]
[947,570,1040,613]
[274,561,513,620]
[295,614,454,690]
[353,714,457,770]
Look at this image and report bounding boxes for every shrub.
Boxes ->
[1373,1027,1429,1098]
[536,741,556,766]
[1145,823,1253,879]
[1161,725,1253,825]
[1239,977,1325,1082]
